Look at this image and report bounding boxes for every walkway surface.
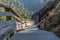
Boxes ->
[11,25,60,40]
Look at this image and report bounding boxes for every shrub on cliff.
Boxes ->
[46,12,60,31]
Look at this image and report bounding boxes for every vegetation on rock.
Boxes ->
[0,0,32,20]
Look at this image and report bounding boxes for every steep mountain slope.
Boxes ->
[19,0,52,13]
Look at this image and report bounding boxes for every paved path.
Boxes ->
[11,25,60,40]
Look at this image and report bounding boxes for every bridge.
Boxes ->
[0,1,60,40]
[0,3,26,40]
[11,28,60,40]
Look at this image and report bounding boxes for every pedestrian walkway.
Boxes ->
[11,25,60,40]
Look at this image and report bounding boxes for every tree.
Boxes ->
[0,0,31,20]
[20,9,31,20]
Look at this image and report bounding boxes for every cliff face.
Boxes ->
[45,0,60,37]
[39,0,60,37]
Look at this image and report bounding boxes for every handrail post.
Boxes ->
[25,19,27,27]
[22,21,26,30]
[6,16,12,21]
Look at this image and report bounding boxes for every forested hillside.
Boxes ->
[0,0,32,20]
[19,0,49,13]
